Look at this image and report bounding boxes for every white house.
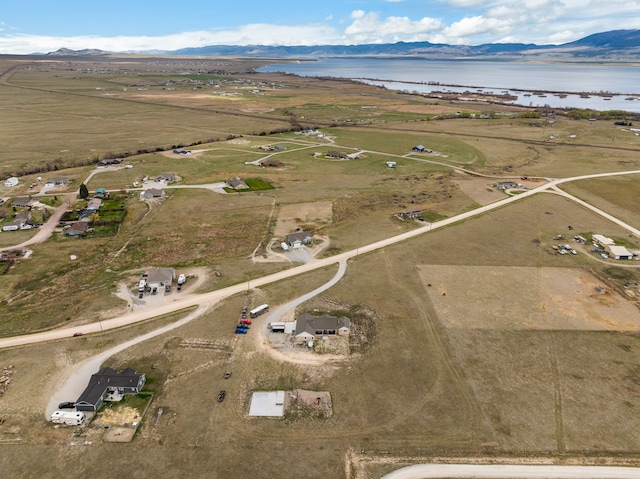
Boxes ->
[4,177,18,187]
[593,234,615,246]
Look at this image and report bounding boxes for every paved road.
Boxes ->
[380,463,640,478]
[1,169,639,350]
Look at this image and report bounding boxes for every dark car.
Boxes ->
[72,332,83,337]
[58,402,75,409]
[138,292,143,299]
[217,390,226,402]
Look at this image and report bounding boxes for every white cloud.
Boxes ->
[1,2,640,53]
[345,11,443,43]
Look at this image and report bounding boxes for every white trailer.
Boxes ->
[268,322,285,333]
[250,304,269,318]
[51,410,86,426]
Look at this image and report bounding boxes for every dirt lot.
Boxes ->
[420,265,640,331]
[274,201,333,236]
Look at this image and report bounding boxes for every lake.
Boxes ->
[258,58,640,113]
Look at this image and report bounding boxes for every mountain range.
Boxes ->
[47,29,640,61]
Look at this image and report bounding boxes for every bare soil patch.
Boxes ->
[274,201,333,236]
[420,265,640,331]
[453,177,505,205]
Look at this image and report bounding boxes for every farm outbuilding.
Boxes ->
[607,245,633,260]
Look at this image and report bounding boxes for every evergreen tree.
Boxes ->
[79,183,89,199]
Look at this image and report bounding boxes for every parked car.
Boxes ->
[217,390,226,402]
[138,292,143,299]
[58,402,75,409]
[165,284,171,293]
[240,319,252,325]
[235,328,247,334]
[238,323,249,329]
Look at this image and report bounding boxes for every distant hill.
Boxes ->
[47,48,108,56]
[44,30,640,61]
[168,29,640,60]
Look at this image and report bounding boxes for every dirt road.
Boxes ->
[0,198,70,253]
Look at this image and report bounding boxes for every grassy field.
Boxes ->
[1,55,640,478]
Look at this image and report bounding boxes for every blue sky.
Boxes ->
[1,1,639,54]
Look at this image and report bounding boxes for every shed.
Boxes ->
[607,245,633,260]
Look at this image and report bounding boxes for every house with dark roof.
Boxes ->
[154,173,176,183]
[293,313,351,343]
[98,158,123,167]
[260,159,284,168]
[285,230,313,248]
[75,367,145,412]
[326,151,348,159]
[11,197,32,208]
[66,222,88,237]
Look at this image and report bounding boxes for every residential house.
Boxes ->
[98,158,123,167]
[44,177,70,187]
[65,222,88,236]
[293,313,351,343]
[146,267,176,290]
[326,151,348,159]
[397,209,422,220]
[11,197,32,208]
[140,188,166,200]
[86,198,102,210]
[285,230,313,248]
[93,188,107,199]
[154,173,176,183]
[75,367,145,412]
[260,160,284,168]
[79,209,95,222]
[412,145,426,152]
[227,177,249,190]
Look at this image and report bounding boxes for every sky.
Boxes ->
[1,0,639,54]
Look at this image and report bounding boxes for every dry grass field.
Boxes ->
[1,55,640,478]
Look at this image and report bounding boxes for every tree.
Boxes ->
[79,183,89,199]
